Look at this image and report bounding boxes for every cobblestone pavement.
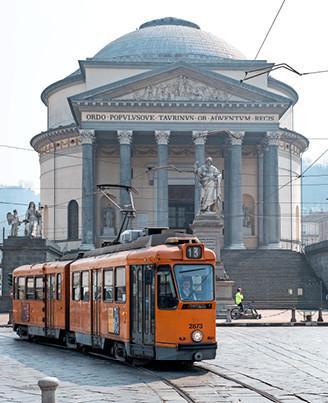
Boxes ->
[214,327,328,402]
[0,326,327,402]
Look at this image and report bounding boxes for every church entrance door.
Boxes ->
[168,185,194,230]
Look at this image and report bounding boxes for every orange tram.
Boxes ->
[12,233,217,364]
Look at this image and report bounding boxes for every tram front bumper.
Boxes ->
[155,343,217,361]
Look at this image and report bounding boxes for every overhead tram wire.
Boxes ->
[0,144,122,169]
[254,0,287,60]
[241,64,328,83]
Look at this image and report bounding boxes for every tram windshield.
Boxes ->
[174,264,214,302]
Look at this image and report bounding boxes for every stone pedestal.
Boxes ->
[191,214,234,318]
[191,213,224,260]
[0,237,62,313]
[215,279,235,318]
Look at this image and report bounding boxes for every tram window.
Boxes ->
[103,269,113,301]
[174,264,214,302]
[81,271,89,301]
[48,275,56,300]
[26,277,35,300]
[35,277,44,300]
[92,271,102,301]
[56,273,62,300]
[17,277,26,300]
[14,277,19,299]
[157,267,178,309]
[144,266,154,335]
[115,267,126,303]
[72,272,81,301]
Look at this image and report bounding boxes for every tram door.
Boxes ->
[45,274,55,329]
[91,270,102,336]
[130,265,155,354]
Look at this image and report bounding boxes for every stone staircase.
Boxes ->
[221,249,325,309]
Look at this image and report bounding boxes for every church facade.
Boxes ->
[31,17,308,252]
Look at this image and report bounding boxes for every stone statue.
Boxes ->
[6,209,21,237]
[24,201,42,237]
[194,157,222,215]
[242,204,251,228]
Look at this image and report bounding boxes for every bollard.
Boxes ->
[226,308,231,323]
[317,308,324,322]
[38,377,59,403]
[290,308,297,323]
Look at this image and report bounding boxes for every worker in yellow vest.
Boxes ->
[235,287,244,311]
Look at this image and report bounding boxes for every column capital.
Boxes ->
[192,130,208,145]
[265,131,281,146]
[226,131,245,145]
[155,130,170,145]
[79,129,95,144]
[117,130,133,145]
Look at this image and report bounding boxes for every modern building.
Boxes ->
[302,212,328,246]
[31,17,308,252]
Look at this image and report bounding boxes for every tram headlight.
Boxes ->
[191,330,203,343]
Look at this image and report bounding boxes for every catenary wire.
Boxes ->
[254,0,287,60]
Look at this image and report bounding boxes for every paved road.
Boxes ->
[215,327,328,402]
[0,327,327,402]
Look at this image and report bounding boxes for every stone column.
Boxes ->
[192,130,207,215]
[257,145,264,247]
[117,130,133,207]
[224,138,231,247]
[155,130,170,227]
[262,131,281,248]
[225,131,245,249]
[80,129,95,250]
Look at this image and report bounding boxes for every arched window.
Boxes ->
[67,200,79,240]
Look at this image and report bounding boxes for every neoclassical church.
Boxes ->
[31,17,308,252]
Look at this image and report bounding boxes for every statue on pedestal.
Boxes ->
[6,210,21,237]
[194,157,222,215]
[24,201,42,237]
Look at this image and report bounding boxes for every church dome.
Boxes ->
[91,17,245,63]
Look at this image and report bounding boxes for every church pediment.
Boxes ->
[70,63,292,106]
[115,75,246,102]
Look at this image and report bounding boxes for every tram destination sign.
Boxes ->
[82,112,279,123]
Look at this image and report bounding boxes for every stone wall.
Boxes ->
[305,240,328,290]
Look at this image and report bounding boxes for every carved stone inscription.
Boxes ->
[82,112,279,123]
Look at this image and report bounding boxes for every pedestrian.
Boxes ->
[235,287,244,311]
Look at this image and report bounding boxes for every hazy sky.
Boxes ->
[1,0,328,191]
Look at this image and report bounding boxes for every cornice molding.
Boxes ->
[30,125,79,152]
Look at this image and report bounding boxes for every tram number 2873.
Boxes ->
[189,323,203,329]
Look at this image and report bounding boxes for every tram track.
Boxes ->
[196,362,283,402]
[13,331,317,402]
[224,329,328,382]
[15,336,288,402]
